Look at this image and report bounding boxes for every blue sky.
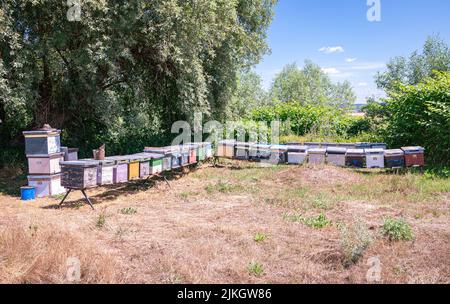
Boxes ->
[255,0,450,103]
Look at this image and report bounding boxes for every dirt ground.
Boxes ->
[0,162,449,284]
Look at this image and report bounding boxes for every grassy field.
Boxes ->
[0,161,449,283]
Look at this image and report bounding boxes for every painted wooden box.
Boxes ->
[216,140,236,158]
[144,147,173,170]
[180,146,190,166]
[326,147,347,167]
[345,149,366,168]
[355,142,372,150]
[61,147,78,161]
[308,148,327,165]
[197,144,206,161]
[371,143,387,150]
[249,144,272,161]
[338,143,357,149]
[96,160,115,185]
[384,149,405,169]
[235,142,254,160]
[204,142,213,158]
[23,129,61,155]
[287,145,308,165]
[128,156,141,180]
[28,174,66,198]
[365,148,385,169]
[187,145,197,164]
[60,161,98,189]
[107,157,129,184]
[305,142,322,149]
[401,147,425,167]
[150,157,164,174]
[27,152,64,175]
[269,145,288,164]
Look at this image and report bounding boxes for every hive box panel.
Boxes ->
[235,142,254,160]
[128,161,140,180]
[402,147,425,167]
[97,165,114,185]
[28,174,66,198]
[384,149,405,168]
[60,162,98,189]
[188,147,197,164]
[346,149,366,168]
[139,161,151,178]
[365,149,385,169]
[249,144,271,161]
[205,143,213,158]
[66,148,79,161]
[162,156,172,171]
[23,130,61,155]
[113,163,129,183]
[288,152,307,165]
[27,153,64,175]
[171,153,182,168]
[308,149,326,165]
[216,140,236,158]
[326,147,347,167]
[150,158,163,174]
[269,145,287,164]
[197,146,206,161]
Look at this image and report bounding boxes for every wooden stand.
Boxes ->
[59,188,95,210]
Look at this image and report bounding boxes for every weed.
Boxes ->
[381,217,414,241]
[119,207,137,215]
[340,220,372,267]
[28,224,38,237]
[96,214,107,229]
[302,214,332,229]
[254,233,267,243]
[248,261,264,277]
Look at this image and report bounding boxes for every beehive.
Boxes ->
[249,144,271,161]
[384,149,405,169]
[28,174,66,198]
[107,156,130,184]
[204,142,213,158]
[355,142,372,150]
[60,161,98,189]
[235,142,254,160]
[27,152,64,175]
[305,142,322,149]
[147,154,164,174]
[346,149,366,168]
[286,145,308,165]
[143,147,173,170]
[402,147,425,167]
[338,143,357,149]
[23,129,61,155]
[269,145,288,164]
[186,145,197,164]
[371,143,387,150]
[326,147,347,167]
[365,148,385,169]
[131,154,152,178]
[216,140,236,158]
[128,156,141,180]
[308,148,326,165]
[95,160,115,185]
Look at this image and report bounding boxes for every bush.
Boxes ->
[381,217,414,241]
[340,220,372,266]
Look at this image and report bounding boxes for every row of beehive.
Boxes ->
[23,129,79,198]
[58,143,214,190]
[216,140,425,169]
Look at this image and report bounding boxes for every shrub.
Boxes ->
[340,220,373,266]
[248,261,264,277]
[253,233,267,243]
[302,214,332,229]
[119,207,137,215]
[381,217,414,241]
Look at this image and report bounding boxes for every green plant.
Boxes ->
[119,207,137,215]
[381,217,414,241]
[96,214,107,229]
[340,220,373,266]
[253,233,267,243]
[248,261,264,277]
[302,214,332,229]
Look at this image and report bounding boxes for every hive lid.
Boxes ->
[384,149,404,156]
[327,147,347,154]
[286,145,308,152]
[235,141,255,148]
[401,146,425,153]
[144,146,176,154]
[346,149,365,155]
[28,173,62,179]
[308,148,327,154]
[60,160,98,167]
[135,152,164,160]
[270,145,288,151]
[105,156,131,163]
[82,158,116,166]
[365,148,385,154]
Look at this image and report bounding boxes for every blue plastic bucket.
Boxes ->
[21,186,36,201]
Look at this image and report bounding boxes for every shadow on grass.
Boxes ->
[43,164,203,210]
[0,167,27,197]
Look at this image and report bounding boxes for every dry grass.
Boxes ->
[0,162,449,284]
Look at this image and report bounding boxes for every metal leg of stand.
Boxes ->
[59,189,72,208]
[81,189,95,210]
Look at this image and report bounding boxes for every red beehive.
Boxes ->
[401,147,425,167]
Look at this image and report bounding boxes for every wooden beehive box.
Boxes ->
[28,174,66,198]
[27,152,64,175]
[269,145,288,164]
[286,145,308,165]
[144,147,173,170]
[371,143,387,150]
[249,144,271,161]
[345,149,366,168]
[235,142,254,160]
[107,156,130,184]
[204,142,213,158]
[127,156,142,180]
[216,140,236,158]
[60,161,98,189]
[23,129,61,155]
[94,160,115,185]
[384,149,405,169]
[401,146,425,167]
[326,147,347,167]
[365,148,385,169]
[308,148,327,165]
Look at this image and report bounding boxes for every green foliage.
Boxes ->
[247,261,264,277]
[0,0,276,156]
[96,214,107,229]
[381,217,414,242]
[119,207,137,215]
[283,212,331,229]
[340,220,372,266]
[253,233,267,243]
[270,60,356,109]
[377,72,450,165]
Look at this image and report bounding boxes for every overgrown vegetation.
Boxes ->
[339,220,373,267]
[248,261,264,277]
[381,218,414,242]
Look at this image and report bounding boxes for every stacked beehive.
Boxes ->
[23,128,66,198]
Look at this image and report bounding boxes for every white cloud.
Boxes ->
[321,67,341,75]
[319,46,344,54]
[346,58,357,63]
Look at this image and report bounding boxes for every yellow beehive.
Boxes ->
[128,159,140,180]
